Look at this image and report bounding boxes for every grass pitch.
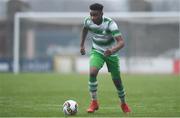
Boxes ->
[0,73,180,117]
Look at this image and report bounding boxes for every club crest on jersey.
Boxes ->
[102,30,106,34]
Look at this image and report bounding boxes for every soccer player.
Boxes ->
[80,3,131,113]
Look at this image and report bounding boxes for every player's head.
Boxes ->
[89,3,103,24]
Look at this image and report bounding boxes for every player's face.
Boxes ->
[90,10,103,25]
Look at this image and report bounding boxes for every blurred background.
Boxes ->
[0,0,179,74]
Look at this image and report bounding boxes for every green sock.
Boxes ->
[88,77,98,100]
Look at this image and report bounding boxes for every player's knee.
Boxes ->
[90,71,97,77]
[90,67,99,77]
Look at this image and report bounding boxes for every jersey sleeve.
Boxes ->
[83,16,90,28]
[108,21,122,37]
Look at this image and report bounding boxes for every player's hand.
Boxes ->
[104,49,112,56]
[80,47,86,55]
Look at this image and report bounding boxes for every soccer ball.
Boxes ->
[62,100,78,115]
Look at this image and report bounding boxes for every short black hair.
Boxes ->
[89,3,103,11]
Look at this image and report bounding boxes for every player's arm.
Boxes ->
[111,35,124,52]
[112,35,125,51]
[80,27,88,55]
[104,21,125,56]
[104,36,125,56]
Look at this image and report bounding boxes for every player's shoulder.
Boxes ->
[84,16,91,25]
[103,16,113,23]
[84,16,91,22]
[103,16,117,27]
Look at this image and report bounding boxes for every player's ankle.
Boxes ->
[92,99,97,101]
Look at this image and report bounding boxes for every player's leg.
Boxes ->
[111,71,126,104]
[89,67,99,101]
[106,56,131,113]
[87,67,99,113]
[111,71,131,113]
[87,50,104,113]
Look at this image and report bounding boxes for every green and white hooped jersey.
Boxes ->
[84,16,122,55]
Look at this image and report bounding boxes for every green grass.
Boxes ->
[0,73,180,117]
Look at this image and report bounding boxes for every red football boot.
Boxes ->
[121,103,131,113]
[87,100,99,113]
